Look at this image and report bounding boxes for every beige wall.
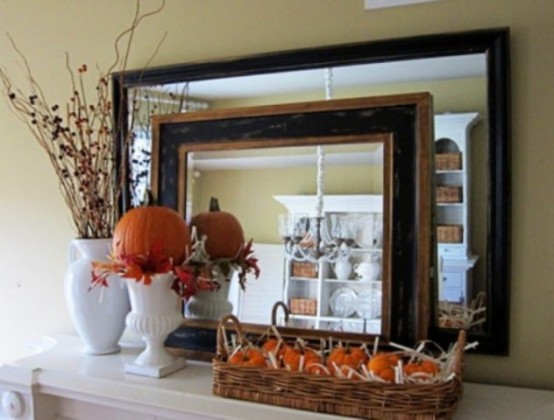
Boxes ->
[192,164,383,243]
[217,76,486,111]
[0,0,553,389]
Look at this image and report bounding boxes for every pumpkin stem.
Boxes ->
[209,197,221,212]
[143,189,157,206]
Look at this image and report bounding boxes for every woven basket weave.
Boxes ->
[436,153,462,171]
[289,298,317,315]
[213,315,465,419]
[437,225,463,243]
[436,186,463,203]
[291,262,318,278]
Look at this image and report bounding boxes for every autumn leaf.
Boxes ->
[90,239,173,289]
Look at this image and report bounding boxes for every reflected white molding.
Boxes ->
[191,148,383,171]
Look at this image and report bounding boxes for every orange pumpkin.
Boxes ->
[190,197,245,259]
[326,344,368,374]
[367,352,401,382]
[113,204,191,265]
[228,347,266,368]
[282,346,321,372]
[262,338,285,357]
[403,360,439,376]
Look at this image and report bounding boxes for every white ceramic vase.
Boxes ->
[64,238,130,355]
[354,259,381,282]
[125,273,186,377]
[333,257,352,280]
[184,276,233,321]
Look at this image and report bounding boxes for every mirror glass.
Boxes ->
[183,141,387,336]
[129,54,485,323]
[116,28,509,354]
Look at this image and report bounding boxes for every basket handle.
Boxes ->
[471,291,487,310]
[271,301,290,326]
[216,314,247,359]
[453,329,467,377]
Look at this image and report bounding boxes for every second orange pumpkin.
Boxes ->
[191,197,245,259]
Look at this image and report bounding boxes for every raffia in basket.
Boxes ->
[213,314,466,419]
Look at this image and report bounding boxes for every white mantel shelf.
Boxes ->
[2,336,554,419]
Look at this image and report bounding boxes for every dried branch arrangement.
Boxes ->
[0,0,165,238]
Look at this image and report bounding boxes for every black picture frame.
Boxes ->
[113,28,510,354]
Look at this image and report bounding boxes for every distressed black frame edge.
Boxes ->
[113,27,511,355]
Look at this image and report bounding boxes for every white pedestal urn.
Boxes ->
[184,276,233,321]
[125,273,187,378]
[64,238,130,355]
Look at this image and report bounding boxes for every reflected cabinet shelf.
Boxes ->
[435,113,481,304]
[274,194,383,335]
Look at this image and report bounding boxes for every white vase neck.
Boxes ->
[71,238,112,261]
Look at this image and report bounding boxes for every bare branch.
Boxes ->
[0,3,166,238]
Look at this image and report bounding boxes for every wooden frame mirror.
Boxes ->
[114,28,510,354]
[147,93,432,358]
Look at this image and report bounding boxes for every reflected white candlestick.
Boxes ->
[316,145,324,218]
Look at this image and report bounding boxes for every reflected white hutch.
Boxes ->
[274,194,383,335]
[434,113,481,304]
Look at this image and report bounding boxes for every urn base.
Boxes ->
[125,358,188,378]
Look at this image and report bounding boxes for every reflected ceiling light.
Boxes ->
[279,68,355,264]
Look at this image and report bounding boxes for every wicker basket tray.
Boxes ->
[289,298,317,315]
[436,186,463,203]
[213,314,466,419]
[291,262,318,278]
[437,225,463,243]
[436,153,462,171]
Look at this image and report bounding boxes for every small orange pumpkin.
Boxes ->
[190,197,245,259]
[228,347,266,368]
[403,360,439,376]
[262,338,284,356]
[282,346,321,372]
[327,344,368,374]
[367,352,401,382]
[113,202,191,265]
[262,338,279,353]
